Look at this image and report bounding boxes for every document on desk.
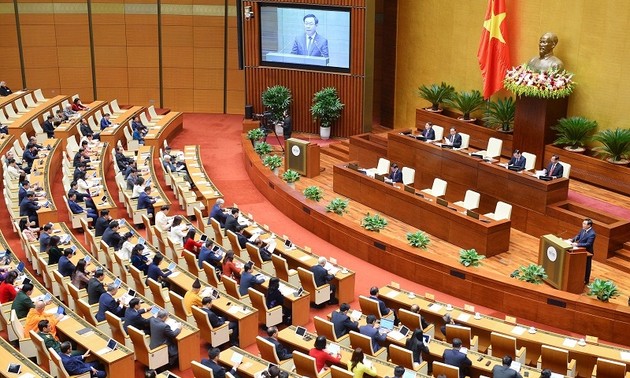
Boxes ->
[299,255,311,261]
[457,313,471,322]
[511,326,526,335]
[165,319,180,330]
[428,303,442,312]
[227,306,240,314]
[562,338,577,348]
[509,361,521,372]
[620,351,630,361]
[385,290,399,299]
[230,351,244,364]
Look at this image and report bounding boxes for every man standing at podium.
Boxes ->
[291,14,329,58]
[570,218,595,284]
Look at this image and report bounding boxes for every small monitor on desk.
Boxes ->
[470,153,484,158]
[466,210,480,219]
[415,135,427,141]
[404,185,415,194]
[374,174,386,182]
[508,165,524,172]
[347,163,359,171]
[436,197,449,207]
[539,175,553,181]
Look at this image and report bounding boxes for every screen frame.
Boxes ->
[257,2,352,73]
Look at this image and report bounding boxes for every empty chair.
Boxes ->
[127,325,170,370]
[489,332,526,365]
[484,201,512,221]
[560,161,571,178]
[398,308,435,338]
[293,350,329,378]
[389,343,428,373]
[9,310,36,357]
[522,152,536,171]
[592,357,627,378]
[433,125,444,141]
[105,312,133,349]
[402,167,415,186]
[445,324,478,352]
[249,287,283,328]
[34,89,46,102]
[366,157,390,177]
[421,178,447,197]
[537,344,577,377]
[476,137,503,159]
[459,132,470,149]
[453,190,481,210]
[221,276,251,305]
[433,361,460,378]
[271,254,300,287]
[297,267,330,306]
[148,105,164,120]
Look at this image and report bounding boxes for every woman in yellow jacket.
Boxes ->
[347,348,377,378]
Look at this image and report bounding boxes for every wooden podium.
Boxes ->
[539,234,588,293]
[285,138,320,178]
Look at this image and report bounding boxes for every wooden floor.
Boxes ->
[289,152,630,306]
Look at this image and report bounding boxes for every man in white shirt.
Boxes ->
[155,205,173,233]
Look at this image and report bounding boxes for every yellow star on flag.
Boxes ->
[483,0,507,43]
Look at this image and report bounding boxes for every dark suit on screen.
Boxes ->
[291,33,329,57]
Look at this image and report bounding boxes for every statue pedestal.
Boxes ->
[513,96,569,169]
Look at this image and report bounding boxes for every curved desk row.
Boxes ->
[7,95,70,136]
[183,145,223,211]
[144,111,183,148]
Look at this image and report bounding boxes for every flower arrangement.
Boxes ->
[503,65,575,99]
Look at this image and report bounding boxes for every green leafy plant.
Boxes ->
[361,213,388,232]
[417,82,456,111]
[254,141,272,156]
[444,90,485,120]
[303,186,323,202]
[262,85,292,123]
[247,128,265,141]
[458,248,485,267]
[311,87,345,128]
[483,97,516,131]
[262,154,283,171]
[552,116,597,150]
[406,231,430,249]
[282,169,300,183]
[326,198,349,215]
[592,128,630,163]
[511,264,547,284]
[587,278,619,302]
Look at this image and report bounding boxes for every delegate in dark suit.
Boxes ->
[291,33,329,57]
[508,155,526,169]
[446,133,462,148]
[19,197,41,224]
[149,317,181,363]
[87,277,106,305]
[61,354,106,378]
[265,336,293,360]
[546,161,564,178]
[572,221,596,283]
[359,324,387,351]
[123,307,149,332]
[200,358,237,378]
[492,364,523,378]
[312,263,336,301]
[443,348,472,378]
[137,191,156,217]
[209,204,227,227]
[331,310,359,338]
[224,214,244,234]
[58,256,75,277]
[389,168,403,183]
[43,119,55,138]
[422,127,436,140]
[96,292,125,322]
[239,271,264,296]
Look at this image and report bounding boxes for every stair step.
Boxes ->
[330,143,349,154]
[340,140,350,147]
[614,248,630,261]
[321,147,350,162]
[606,256,630,274]
[624,241,630,250]
[371,133,389,145]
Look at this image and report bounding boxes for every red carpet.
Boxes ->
[568,190,630,219]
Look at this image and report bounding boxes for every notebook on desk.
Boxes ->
[507,165,525,172]
[95,339,117,355]
[538,175,553,181]
[380,318,394,332]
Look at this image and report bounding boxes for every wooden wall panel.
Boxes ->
[125,12,158,105]
[244,0,367,137]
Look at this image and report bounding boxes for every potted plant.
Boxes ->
[417,82,455,112]
[303,186,323,202]
[458,248,485,267]
[262,154,283,175]
[406,231,430,250]
[361,213,388,232]
[592,128,630,165]
[510,264,547,284]
[325,198,349,215]
[282,169,300,189]
[552,116,598,152]
[254,141,272,156]
[262,85,292,121]
[483,97,515,132]
[247,128,265,147]
[587,278,619,302]
[311,87,345,140]
[444,90,485,121]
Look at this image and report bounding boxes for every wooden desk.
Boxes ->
[183,145,223,212]
[387,132,569,214]
[99,106,143,147]
[242,222,356,304]
[28,139,61,225]
[0,90,30,109]
[377,285,630,378]
[0,331,53,377]
[87,141,120,218]
[333,163,511,256]
[219,347,304,378]
[144,111,183,148]
[7,95,70,136]
[54,101,106,150]
[135,146,171,210]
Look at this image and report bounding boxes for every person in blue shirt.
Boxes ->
[58,249,76,277]
[238,262,265,296]
[59,341,106,378]
[198,240,222,269]
[99,113,112,130]
[359,314,387,352]
[147,253,171,288]
[95,283,125,322]
[130,244,149,274]
[208,198,228,227]
[68,193,98,223]
[132,128,145,145]
[137,186,156,218]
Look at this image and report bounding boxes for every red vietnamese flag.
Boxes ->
[477,0,510,98]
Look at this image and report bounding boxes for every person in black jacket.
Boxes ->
[266,277,291,324]
[201,347,241,378]
[101,221,122,250]
[405,328,430,366]
[87,270,106,305]
[311,256,337,305]
[94,210,111,237]
[19,191,42,225]
[331,303,359,338]
[264,326,292,361]
[123,298,149,333]
[42,115,56,138]
[200,296,239,345]
[224,208,245,234]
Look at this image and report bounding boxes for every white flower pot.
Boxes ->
[273,168,279,176]
[320,126,331,140]
[287,182,295,190]
[275,123,284,136]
